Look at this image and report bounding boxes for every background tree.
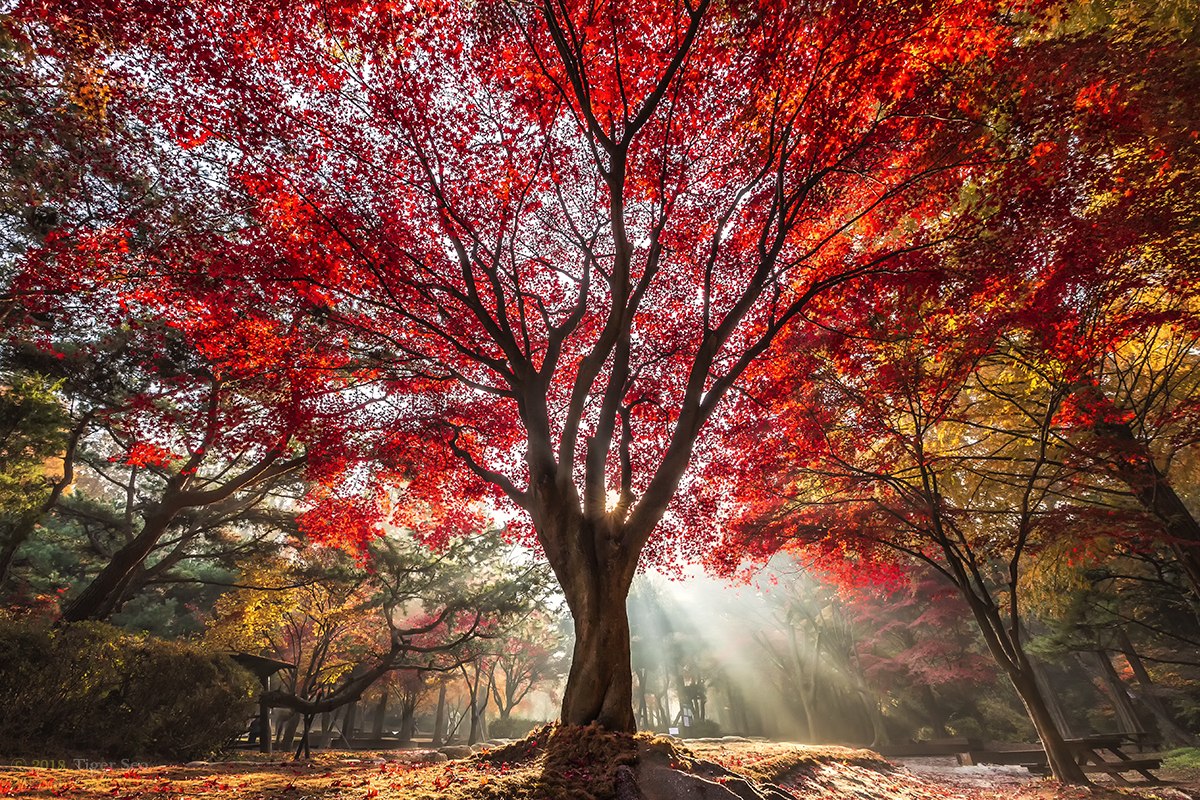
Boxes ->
[488,611,567,725]
[0,375,69,584]
[207,527,554,755]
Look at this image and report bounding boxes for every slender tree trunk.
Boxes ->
[317,711,334,749]
[465,663,486,744]
[1008,666,1087,784]
[635,668,649,729]
[1116,457,1200,597]
[342,701,358,747]
[432,683,447,746]
[959,588,1087,784]
[660,671,672,730]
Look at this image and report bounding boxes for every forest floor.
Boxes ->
[1,734,1198,800]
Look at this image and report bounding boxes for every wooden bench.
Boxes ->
[1068,736,1161,784]
[957,743,1046,768]
[973,735,1160,784]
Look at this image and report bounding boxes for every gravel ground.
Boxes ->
[895,755,1039,788]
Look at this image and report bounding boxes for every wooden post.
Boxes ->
[259,674,273,754]
[1087,651,1144,736]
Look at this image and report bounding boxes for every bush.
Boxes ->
[0,619,256,760]
[682,719,722,738]
[489,716,549,739]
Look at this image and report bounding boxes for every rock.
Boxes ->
[634,751,798,800]
[614,764,645,800]
[185,761,209,767]
[438,745,474,759]
[721,736,751,743]
[636,763,748,800]
[391,750,444,764]
[470,743,488,753]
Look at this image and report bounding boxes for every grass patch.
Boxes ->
[1163,747,1200,771]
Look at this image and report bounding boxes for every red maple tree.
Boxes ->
[16,0,1039,730]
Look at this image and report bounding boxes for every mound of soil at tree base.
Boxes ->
[376,724,1002,800]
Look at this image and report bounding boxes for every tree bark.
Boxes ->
[61,506,177,622]
[958,585,1088,783]
[1083,392,1200,599]
[1116,629,1195,747]
[432,683,447,746]
[1008,667,1087,784]
[559,578,636,731]
[372,690,388,738]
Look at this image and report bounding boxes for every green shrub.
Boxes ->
[0,618,256,760]
[489,716,549,740]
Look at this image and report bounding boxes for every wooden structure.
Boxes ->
[230,653,295,754]
[958,734,1161,784]
[882,734,1161,784]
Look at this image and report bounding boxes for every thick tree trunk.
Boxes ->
[1086,397,1200,599]
[372,690,388,738]
[399,701,417,744]
[560,580,636,731]
[61,507,175,622]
